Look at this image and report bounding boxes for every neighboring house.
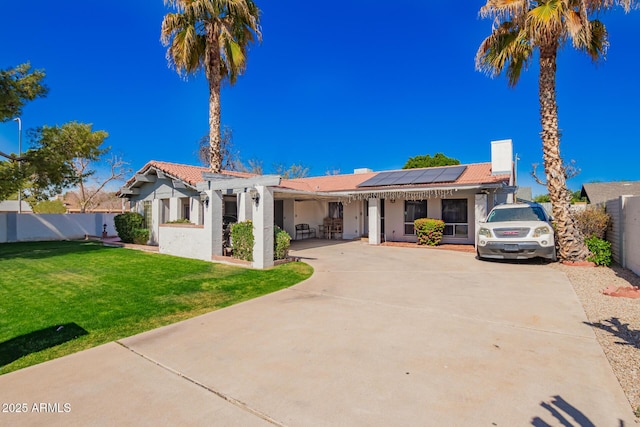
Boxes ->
[581,182,640,206]
[516,186,533,202]
[0,200,32,213]
[118,139,516,268]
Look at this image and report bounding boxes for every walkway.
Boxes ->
[0,241,634,426]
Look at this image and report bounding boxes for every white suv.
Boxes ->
[476,202,557,261]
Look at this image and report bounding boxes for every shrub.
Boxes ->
[586,236,612,267]
[132,228,150,245]
[32,199,67,214]
[274,226,291,260]
[414,218,445,246]
[231,220,254,261]
[114,212,144,243]
[165,218,192,224]
[573,206,610,239]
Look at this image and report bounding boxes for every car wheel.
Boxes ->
[476,249,484,261]
[550,247,558,262]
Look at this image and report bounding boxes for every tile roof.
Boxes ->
[581,181,640,205]
[279,163,510,193]
[125,160,254,188]
[122,161,510,194]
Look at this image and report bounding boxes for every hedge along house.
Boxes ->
[118,140,515,268]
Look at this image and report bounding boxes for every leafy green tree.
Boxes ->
[533,194,551,203]
[0,63,48,123]
[402,153,460,169]
[161,0,262,174]
[23,122,110,202]
[571,190,586,203]
[534,190,584,204]
[475,0,636,261]
[0,122,115,203]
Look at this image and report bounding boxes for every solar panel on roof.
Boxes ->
[373,172,397,186]
[387,171,412,185]
[433,165,467,183]
[412,169,441,184]
[356,165,468,188]
[358,174,388,187]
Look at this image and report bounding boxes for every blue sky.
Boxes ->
[1,1,638,196]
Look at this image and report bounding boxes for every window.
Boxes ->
[181,198,190,221]
[442,199,468,238]
[329,202,343,219]
[404,200,427,235]
[142,201,152,229]
[224,200,238,218]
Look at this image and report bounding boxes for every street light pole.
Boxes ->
[13,117,22,214]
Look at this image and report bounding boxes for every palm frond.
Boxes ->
[162,0,261,83]
[480,0,530,21]
[527,0,565,43]
[476,21,532,87]
[583,0,638,12]
[583,19,609,61]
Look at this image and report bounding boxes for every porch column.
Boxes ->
[169,197,180,222]
[190,198,203,225]
[474,193,488,248]
[252,185,274,269]
[151,199,161,245]
[368,198,381,245]
[237,192,252,222]
[205,190,224,257]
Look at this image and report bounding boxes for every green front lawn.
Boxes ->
[0,241,313,375]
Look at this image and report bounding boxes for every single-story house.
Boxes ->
[581,181,640,206]
[118,139,516,268]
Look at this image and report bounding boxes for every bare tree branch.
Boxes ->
[531,160,581,186]
[73,155,131,212]
[0,150,25,161]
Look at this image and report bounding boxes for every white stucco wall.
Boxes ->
[293,200,325,239]
[0,213,117,243]
[384,199,410,242]
[282,199,295,238]
[380,193,478,244]
[159,224,210,261]
[133,180,195,202]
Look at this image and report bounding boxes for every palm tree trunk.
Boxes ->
[206,22,222,174]
[539,42,589,262]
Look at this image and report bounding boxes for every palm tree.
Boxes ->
[476,0,636,261]
[161,0,262,173]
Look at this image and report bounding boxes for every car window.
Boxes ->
[486,206,547,222]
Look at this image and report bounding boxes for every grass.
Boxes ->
[0,241,313,375]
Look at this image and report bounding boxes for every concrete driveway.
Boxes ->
[0,240,635,426]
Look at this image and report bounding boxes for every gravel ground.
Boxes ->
[552,262,640,419]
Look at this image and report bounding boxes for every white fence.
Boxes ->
[606,195,640,277]
[0,213,117,243]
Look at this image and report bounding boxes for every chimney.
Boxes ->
[491,139,513,176]
[354,168,373,174]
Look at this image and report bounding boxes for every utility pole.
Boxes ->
[13,117,22,213]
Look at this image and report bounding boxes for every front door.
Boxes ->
[274,200,284,229]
